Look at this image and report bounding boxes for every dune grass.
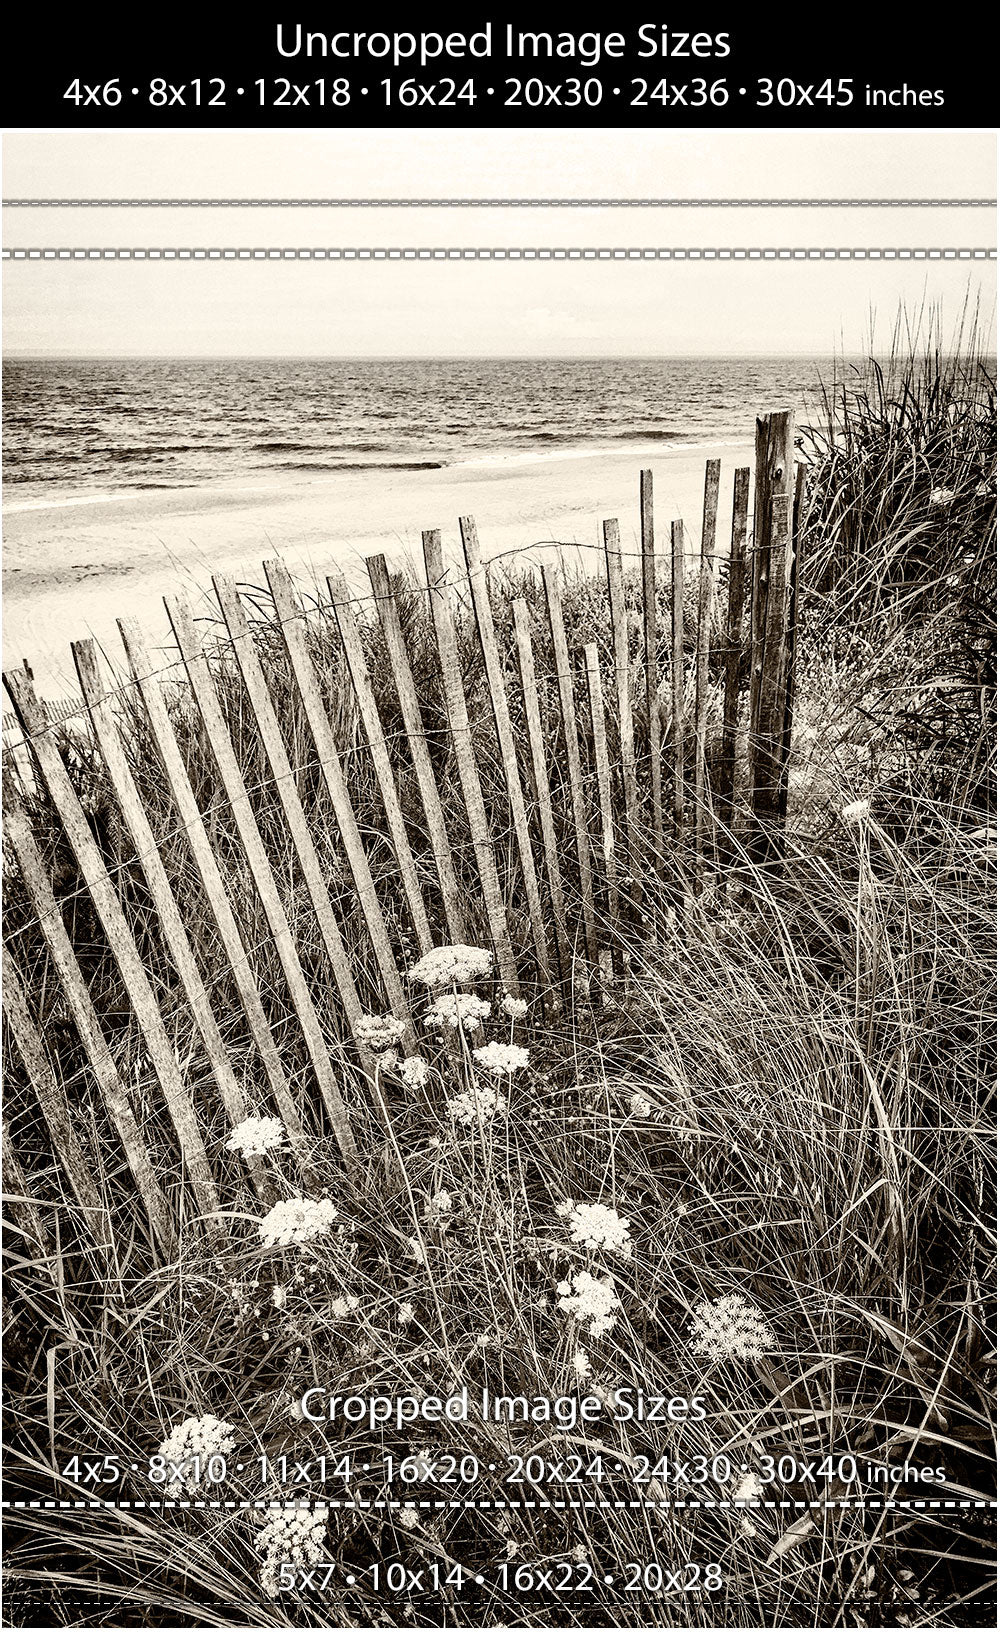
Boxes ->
[1,326,995,1628]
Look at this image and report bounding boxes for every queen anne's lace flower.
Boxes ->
[154,1414,236,1497]
[259,1196,338,1248]
[398,1055,430,1088]
[564,1201,633,1258]
[425,993,491,1032]
[572,1348,591,1378]
[354,1012,408,1052]
[472,1041,530,1075]
[408,1236,427,1266]
[841,798,872,824]
[225,1116,287,1159]
[501,993,529,1020]
[556,1271,621,1337]
[409,944,493,988]
[397,1505,420,1530]
[689,1294,777,1360]
[423,1189,453,1226]
[733,1471,765,1502]
[398,1301,415,1326]
[928,487,955,507]
[329,1295,360,1319]
[256,1505,328,1596]
[629,1092,652,1119]
[446,1084,507,1125]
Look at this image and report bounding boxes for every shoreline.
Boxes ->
[3,437,753,698]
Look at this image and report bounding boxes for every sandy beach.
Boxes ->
[3,438,752,700]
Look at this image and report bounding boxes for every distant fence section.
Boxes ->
[2,411,802,1262]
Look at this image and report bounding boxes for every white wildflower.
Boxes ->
[256,1505,328,1597]
[501,993,529,1020]
[841,797,872,825]
[571,1544,587,1563]
[408,1236,427,1266]
[554,1200,573,1218]
[689,1294,777,1361]
[446,1083,508,1125]
[472,1042,530,1075]
[733,1471,765,1503]
[154,1414,236,1498]
[629,1092,652,1119]
[271,1286,287,1311]
[397,1505,420,1530]
[409,944,493,988]
[398,1301,415,1326]
[928,487,955,507]
[258,1196,338,1248]
[564,1201,632,1258]
[225,1116,287,1160]
[572,1348,591,1378]
[354,1012,408,1052]
[329,1295,360,1319]
[423,1189,453,1226]
[425,992,491,1032]
[398,1055,431,1088]
[556,1270,622,1338]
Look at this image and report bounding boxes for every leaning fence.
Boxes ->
[2,409,803,1262]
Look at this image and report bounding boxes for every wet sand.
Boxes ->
[3,438,753,699]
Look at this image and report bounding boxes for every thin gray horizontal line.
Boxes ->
[2,246,995,263]
[3,196,996,208]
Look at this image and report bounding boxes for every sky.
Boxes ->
[2,129,995,356]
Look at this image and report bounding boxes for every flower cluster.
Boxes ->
[398,1055,431,1088]
[422,1188,453,1227]
[425,993,491,1033]
[629,1092,652,1119]
[472,1041,530,1075]
[562,1201,632,1258]
[689,1294,777,1360]
[409,944,493,988]
[256,1506,329,1597]
[354,1012,408,1052]
[154,1414,236,1497]
[500,993,529,1020]
[328,1294,360,1319]
[556,1270,621,1337]
[446,1083,508,1126]
[841,797,872,825]
[258,1196,338,1248]
[225,1116,287,1160]
[928,487,955,507]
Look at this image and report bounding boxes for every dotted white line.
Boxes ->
[1,246,995,262]
[4,197,996,209]
[3,1497,996,1512]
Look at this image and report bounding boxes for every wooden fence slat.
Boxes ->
[116,616,312,1173]
[324,567,433,957]
[510,599,572,985]
[749,491,794,855]
[2,944,111,1249]
[602,519,640,881]
[2,667,223,1230]
[71,640,277,1188]
[749,409,796,736]
[3,781,177,1254]
[583,643,621,940]
[694,459,721,877]
[2,1115,54,1264]
[213,571,415,1054]
[421,529,520,996]
[640,469,663,876]
[163,597,359,1172]
[719,466,751,833]
[670,519,686,843]
[365,554,468,946]
[541,564,599,965]
[777,461,806,824]
[458,517,555,996]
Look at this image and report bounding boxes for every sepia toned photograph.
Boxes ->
[1,129,996,1629]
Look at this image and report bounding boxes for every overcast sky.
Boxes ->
[2,129,995,356]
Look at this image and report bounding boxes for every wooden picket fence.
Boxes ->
[1,410,802,1264]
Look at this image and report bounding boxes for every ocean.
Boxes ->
[2,356,836,494]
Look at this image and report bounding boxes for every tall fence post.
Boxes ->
[510,598,572,989]
[670,519,686,846]
[640,470,664,877]
[694,459,721,881]
[719,467,752,838]
[542,564,599,968]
